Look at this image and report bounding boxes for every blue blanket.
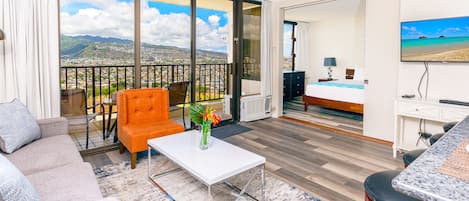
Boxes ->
[312,81,364,90]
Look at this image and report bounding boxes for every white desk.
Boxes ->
[393,98,469,158]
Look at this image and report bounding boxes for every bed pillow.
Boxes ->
[353,68,364,81]
[0,155,40,201]
[0,99,41,154]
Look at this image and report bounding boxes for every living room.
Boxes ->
[2,0,469,201]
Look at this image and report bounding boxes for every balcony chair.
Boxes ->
[117,88,185,169]
[168,81,190,129]
[364,121,459,201]
[60,89,98,149]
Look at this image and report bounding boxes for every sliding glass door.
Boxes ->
[194,0,233,122]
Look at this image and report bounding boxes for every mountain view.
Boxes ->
[60,35,229,66]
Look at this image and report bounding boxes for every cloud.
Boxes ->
[402,26,417,32]
[443,27,461,33]
[208,15,220,26]
[60,0,228,52]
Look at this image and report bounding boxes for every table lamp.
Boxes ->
[324,57,336,80]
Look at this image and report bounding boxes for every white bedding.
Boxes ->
[305,80,364,104]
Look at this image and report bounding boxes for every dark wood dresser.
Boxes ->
[283,71,305,101]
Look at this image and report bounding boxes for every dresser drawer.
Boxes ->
[293,73,304,81]
[292,89,304,97]
[441,108,469,122]
[398,102,439,119]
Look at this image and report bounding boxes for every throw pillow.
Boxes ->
[0,155,40,201]
[0,99,41,153]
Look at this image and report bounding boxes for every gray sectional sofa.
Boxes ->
[1,117,117,201]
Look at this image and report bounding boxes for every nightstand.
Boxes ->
[318,78,337,82]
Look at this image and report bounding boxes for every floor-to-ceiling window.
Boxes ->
[283,21,297,71]
[60,0,135,150]
[196,0,233,121]
[59,0,259,151]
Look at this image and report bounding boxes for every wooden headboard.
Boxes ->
[346,68,355,80]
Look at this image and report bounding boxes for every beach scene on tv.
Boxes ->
[401,16,469,62]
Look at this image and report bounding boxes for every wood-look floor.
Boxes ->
[84,118,402,201]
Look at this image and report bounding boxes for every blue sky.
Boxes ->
[402,16,469,40]
[147,2,228,27]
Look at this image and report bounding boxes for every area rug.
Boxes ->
[95,156,320,201]
[212,124,253,139]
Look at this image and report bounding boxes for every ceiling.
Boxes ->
[284,0,364,22]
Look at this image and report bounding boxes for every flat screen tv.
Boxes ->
[401,16,469,62]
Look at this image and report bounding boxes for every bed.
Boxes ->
[303,79,364,114]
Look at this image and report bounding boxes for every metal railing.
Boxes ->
[60,63,232,112]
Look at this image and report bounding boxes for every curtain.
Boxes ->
[295,22,311,72]
[0,0,60,119]
[260,0,272,97]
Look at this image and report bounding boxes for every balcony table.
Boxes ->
[392,116,469,201]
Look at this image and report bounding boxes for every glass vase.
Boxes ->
[199,121,211,150]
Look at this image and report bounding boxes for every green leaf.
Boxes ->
[189,103,205,125]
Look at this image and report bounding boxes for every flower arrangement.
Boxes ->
[189,104,221,149]
[189,104,221,126]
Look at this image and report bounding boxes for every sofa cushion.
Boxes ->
[120,120,184,152]
[0,155,39,201]
[5,135,83,175]
[0,99,41,153]
[27,162,103,201]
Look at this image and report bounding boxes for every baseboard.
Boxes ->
[279,116,393,147]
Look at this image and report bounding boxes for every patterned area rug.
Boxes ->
[95,155,320,201]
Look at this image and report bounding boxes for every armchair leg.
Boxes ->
[131,152,137,169]
[119,143,125,154]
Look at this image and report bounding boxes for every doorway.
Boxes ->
[280,0,365,135]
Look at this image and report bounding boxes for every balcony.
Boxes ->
[61,63,233,150]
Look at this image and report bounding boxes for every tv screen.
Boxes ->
[401,16,469,62]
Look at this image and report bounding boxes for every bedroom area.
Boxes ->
[282,0,366,135]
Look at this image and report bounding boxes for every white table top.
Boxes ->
[148,130,266,185]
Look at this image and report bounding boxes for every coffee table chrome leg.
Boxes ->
[208,185,213,201]
[148,146,151,177]
[261,165,265,201]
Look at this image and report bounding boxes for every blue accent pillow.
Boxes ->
[0,99,41,153]
[0,155,40,201]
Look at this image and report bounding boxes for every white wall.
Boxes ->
[274,0,464,144]
[362,0,400,141]
[307,16,365,82]
[397,0,469,148]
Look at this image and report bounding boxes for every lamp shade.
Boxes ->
[324,57,336,67]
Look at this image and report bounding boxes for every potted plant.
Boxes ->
[189,104,221,150]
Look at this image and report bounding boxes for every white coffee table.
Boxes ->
[147,130,266,201]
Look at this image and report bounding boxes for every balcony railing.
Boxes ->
[60,63,232,112]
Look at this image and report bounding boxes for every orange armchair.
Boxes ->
[117,88,185,169]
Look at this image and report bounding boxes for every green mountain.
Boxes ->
[60,35,228,66]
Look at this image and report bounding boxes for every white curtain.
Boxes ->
[0,0,60,119]
[295,22,311,72]
[260,0,272,97]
